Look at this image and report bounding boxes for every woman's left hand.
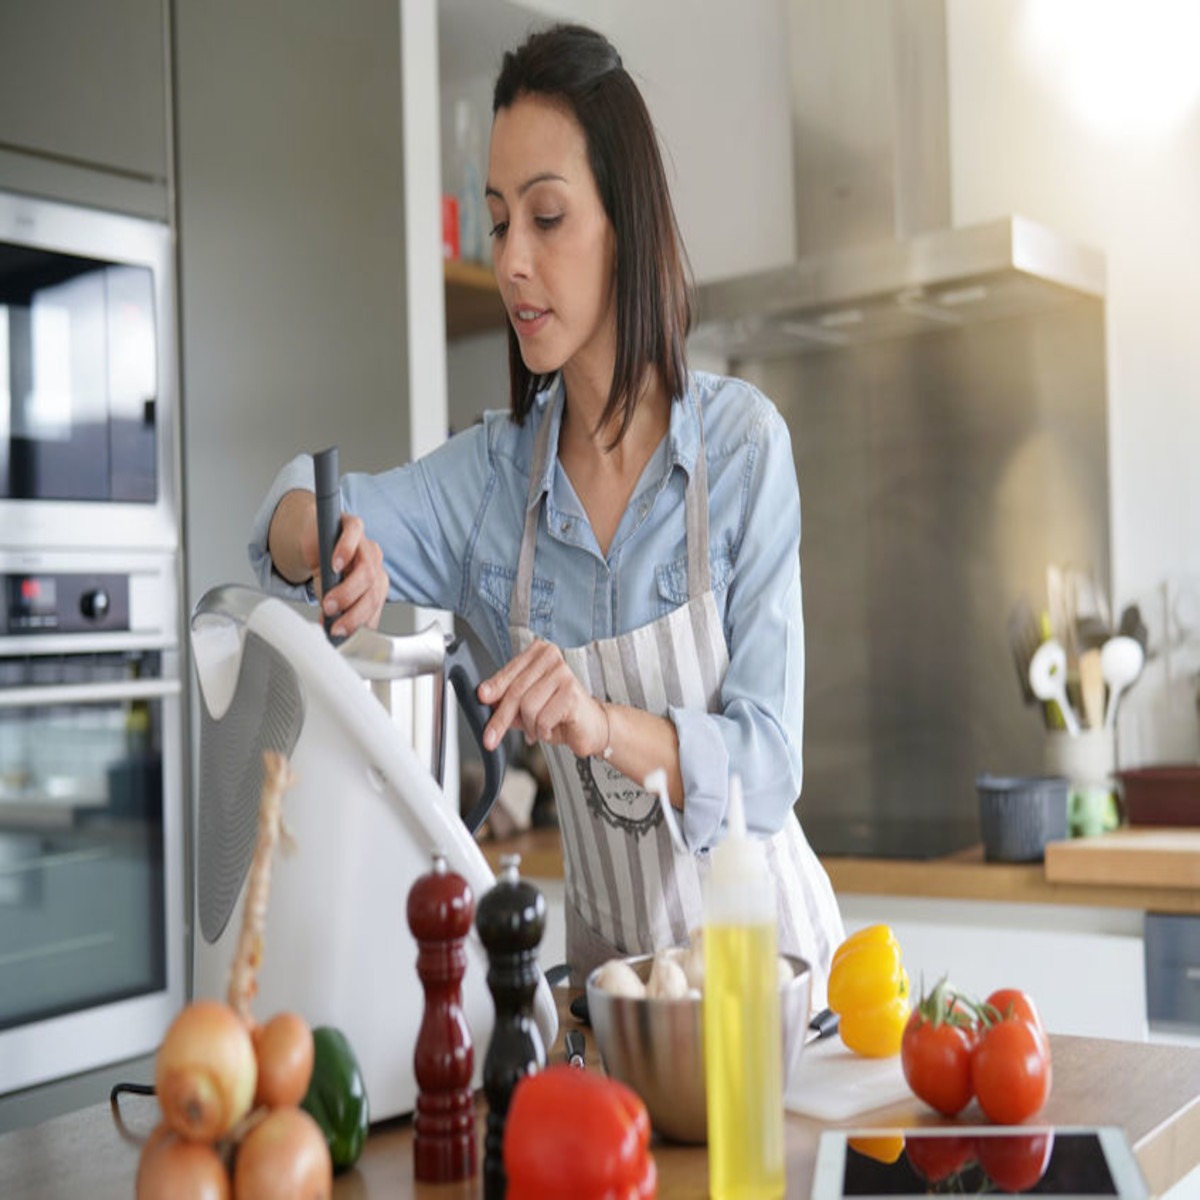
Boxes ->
[478,640,608,758]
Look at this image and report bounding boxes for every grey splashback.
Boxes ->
[737,299,1109,856]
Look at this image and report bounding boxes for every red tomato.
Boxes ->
[986,988,1045,1035]
[900,1008,978,1116]
[904,1134,976,1184]
[975,1131,1054,1192]
[971,1016,1052,1124]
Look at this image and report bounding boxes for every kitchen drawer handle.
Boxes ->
[0,678,182,708]
[1185,967,1200,983]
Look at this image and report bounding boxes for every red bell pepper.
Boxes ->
[503,1064,657,1199]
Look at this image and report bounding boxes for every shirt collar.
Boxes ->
[525,372,700,512]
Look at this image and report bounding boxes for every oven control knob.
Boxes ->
[81,589,110,620]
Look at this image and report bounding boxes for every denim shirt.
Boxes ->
[248,370,805,852]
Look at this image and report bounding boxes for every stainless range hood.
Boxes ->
[692,214,1106,359]
[691,0,1106,359]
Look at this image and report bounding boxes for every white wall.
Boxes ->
[946,0,1200,763]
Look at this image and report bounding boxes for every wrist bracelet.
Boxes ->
[601,702,614,760]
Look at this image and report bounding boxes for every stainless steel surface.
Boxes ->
[0,549,186,1096]
[691,215,1105,358]
[193,584,450,681]
[693,2,1104,357]
[585,952,812,1145]
[0,189,179,551]
[739,299,1109,852]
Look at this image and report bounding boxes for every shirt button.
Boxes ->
[561,518,573,534]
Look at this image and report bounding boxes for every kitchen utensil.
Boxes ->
[190,585,557,1121]
[586,952,812,1144]
[1028,639,1081,735]
[807,1006,840,1043]
[1101,635,1145,731]
[1007,598,1042,704]
[1118,603,1150,652]
[976,774,1069,862]
[314,446,342,640]
[1079,647,1105,729]
[565,1029,586,1068]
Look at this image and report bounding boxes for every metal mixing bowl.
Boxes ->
[585,951,812,1144]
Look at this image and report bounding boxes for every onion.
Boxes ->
[233,1106,332,1200]
[136,1122,231,1199]
[253,1011,315,1108]
[155,1000,257,1142]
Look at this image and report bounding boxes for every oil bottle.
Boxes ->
[703,774,785,1199]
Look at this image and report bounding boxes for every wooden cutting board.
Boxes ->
[784,1036,911,1121]
[1044,827,1200,889]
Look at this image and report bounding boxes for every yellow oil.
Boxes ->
[703,921,785,1199]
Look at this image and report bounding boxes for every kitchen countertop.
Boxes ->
[483,827,1200,915]
[3,989,1200,1199]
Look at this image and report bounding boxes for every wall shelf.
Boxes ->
[444,258,507,339]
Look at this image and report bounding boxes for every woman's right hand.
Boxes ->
[268,491,389,637]
[319,513,389,637]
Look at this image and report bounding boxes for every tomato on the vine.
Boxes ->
[900,978,979,1116]
[971,1014,1052,1124]
[904,1134,976,1185]
[985,988,1045,1035]
[975,1131,1054,1192]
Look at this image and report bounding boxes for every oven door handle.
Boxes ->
[0,678,182,708]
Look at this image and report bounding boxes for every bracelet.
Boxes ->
[601,702,614,760]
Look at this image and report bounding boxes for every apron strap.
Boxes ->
[684,404,710,599]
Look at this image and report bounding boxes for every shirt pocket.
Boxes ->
[654,548,734,617]
[478,560,556,648]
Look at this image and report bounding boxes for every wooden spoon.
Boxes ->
[1079,647,1105,730]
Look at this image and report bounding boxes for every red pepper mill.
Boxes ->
[475,853,546,1200]
[406,849,476,1183]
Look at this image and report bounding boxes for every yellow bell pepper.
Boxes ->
[828,925,910,1058]
[847,1134,905,1165]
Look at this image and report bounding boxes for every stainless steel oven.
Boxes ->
[0,548,185,1094]
[0,189,178,551]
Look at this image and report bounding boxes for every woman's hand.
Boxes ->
[319,514,389,637]
[478,640,608,758]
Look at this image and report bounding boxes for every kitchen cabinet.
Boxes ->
[444,259,507,339]
[0,0,169,218]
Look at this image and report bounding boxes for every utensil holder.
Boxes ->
[1043,729,1119,837]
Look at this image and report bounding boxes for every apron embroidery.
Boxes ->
[575,755,664,838]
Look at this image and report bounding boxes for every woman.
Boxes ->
[250,23,844,999]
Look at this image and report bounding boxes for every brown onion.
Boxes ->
[136,1122,231,1199]
[155,1000,257,1142]
[233,1106,332,1200]
[253,1011,315,1108]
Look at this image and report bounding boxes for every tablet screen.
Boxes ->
[816,1127,1148,1198]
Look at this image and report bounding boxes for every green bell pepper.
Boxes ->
[300,1025,370,1172]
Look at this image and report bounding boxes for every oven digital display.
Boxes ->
[8,575,58,629]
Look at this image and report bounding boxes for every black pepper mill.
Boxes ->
[475,853,546,1200]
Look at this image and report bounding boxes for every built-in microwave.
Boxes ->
[0,190,178,551]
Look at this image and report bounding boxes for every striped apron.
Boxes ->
[509,401,844,1006]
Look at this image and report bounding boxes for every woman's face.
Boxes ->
[486,94,617,382]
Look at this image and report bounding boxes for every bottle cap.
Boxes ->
[707,774,774,919]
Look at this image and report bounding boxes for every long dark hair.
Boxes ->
[492,24,692,441]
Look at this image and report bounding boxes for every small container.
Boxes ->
[1044,729,1119,838]
[976,774,1069,862]
[1117,765,1200,827]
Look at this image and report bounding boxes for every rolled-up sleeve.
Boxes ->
[247,453,321,601]
[673,404,804,848]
